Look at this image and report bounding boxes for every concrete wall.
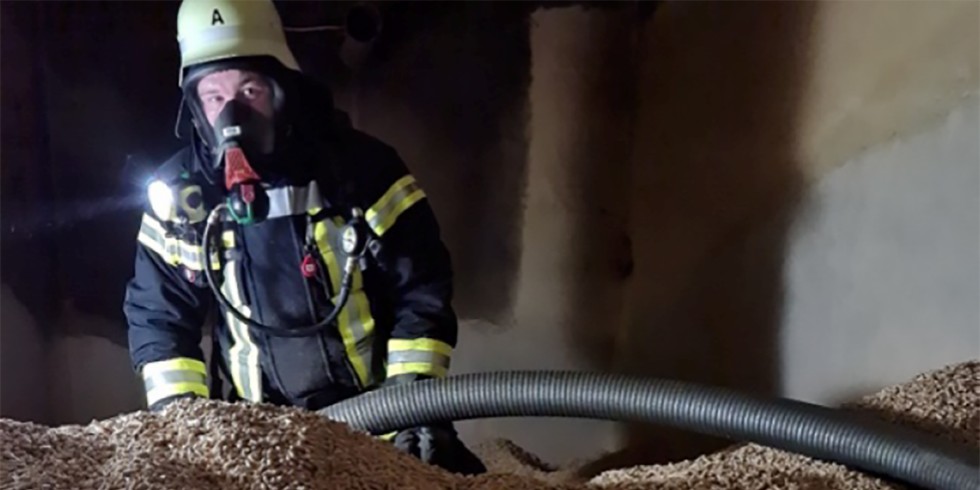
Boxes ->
[0,287,50,423]
[612,1,814,463]
[0,285,145,426]
[47,322,145,425]
[450,7,640,465]
[609,0,979,466]
[781,97,979,405]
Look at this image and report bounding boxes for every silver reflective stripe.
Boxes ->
[345,289,377,386]
[137,213,217,271]
[221,260,262,402]
[137,219,168,257]
[386,350,450,367]
[176,244,206,270]
[141,358,209,406]
[366,176,426,236]
[144,369,207,393]
[265,182,323,220]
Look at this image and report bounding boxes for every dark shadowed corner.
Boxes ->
[1,1,187,347]
[341,2,533,328]
[1,1,62,334]
[582,0,815,473]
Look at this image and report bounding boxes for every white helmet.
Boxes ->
[176,0,300,86]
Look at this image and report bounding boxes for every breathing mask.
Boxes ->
[211,99,274,225]
[181,59,293,225]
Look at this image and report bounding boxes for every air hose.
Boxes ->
[201,204,359,337]
[319,371,979,490]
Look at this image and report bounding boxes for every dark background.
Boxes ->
[0,0,563,340]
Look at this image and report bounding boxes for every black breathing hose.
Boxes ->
[319,371,979,490]
[202,205,353,337]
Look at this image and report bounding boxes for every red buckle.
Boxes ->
[300,254,318,278]
[241,184,255,204]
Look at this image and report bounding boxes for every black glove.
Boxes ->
[391,422,487,475]
[383,373,487,475]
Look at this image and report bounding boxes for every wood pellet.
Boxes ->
[2,361,976,490]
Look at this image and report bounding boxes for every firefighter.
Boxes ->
[123,0,485,475]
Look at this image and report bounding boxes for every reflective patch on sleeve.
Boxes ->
[136,213,221,271]
[365,175,427,237]
[386,338,452,378]
[141,357,209,406]
[137,214,179,266]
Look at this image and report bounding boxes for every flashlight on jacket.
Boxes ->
[146,177,206,224]
[148,180,176,221]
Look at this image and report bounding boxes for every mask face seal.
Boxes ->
[181,60,290,225]
[180,57,290,166]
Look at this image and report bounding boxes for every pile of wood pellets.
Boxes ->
[2,360,976,490]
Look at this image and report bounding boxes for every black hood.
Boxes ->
[180,58,343,188]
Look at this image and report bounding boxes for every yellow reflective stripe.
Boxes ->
[222,260,262,402]
[142,357,206,378]
[221,230,235,249]
[146,381,209,407]
[138,214,179,265]
[141,357,209,406]
[137,231,175,266]
[136,213,221,271]
[387,338,451,378]
[315,220,342,292]
[387,350,450,366]
[386,362,448,378]
[350,289,376,384]
[314,218,377,387]
[388,338,453,356]
[338,291,370,387]
[378,431,397,441]
[141,212,168,235]
[366,175,427,236]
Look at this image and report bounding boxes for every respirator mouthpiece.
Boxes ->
[221,143,269,225]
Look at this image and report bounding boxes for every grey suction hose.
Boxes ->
[319,371,979,490]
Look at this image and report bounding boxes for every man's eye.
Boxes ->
[243,87,261,98]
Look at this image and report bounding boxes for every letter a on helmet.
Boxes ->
[175,0,300,85]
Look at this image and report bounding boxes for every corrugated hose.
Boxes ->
[318,370,979,490]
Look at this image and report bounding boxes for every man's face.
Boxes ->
[196,69,274,126]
